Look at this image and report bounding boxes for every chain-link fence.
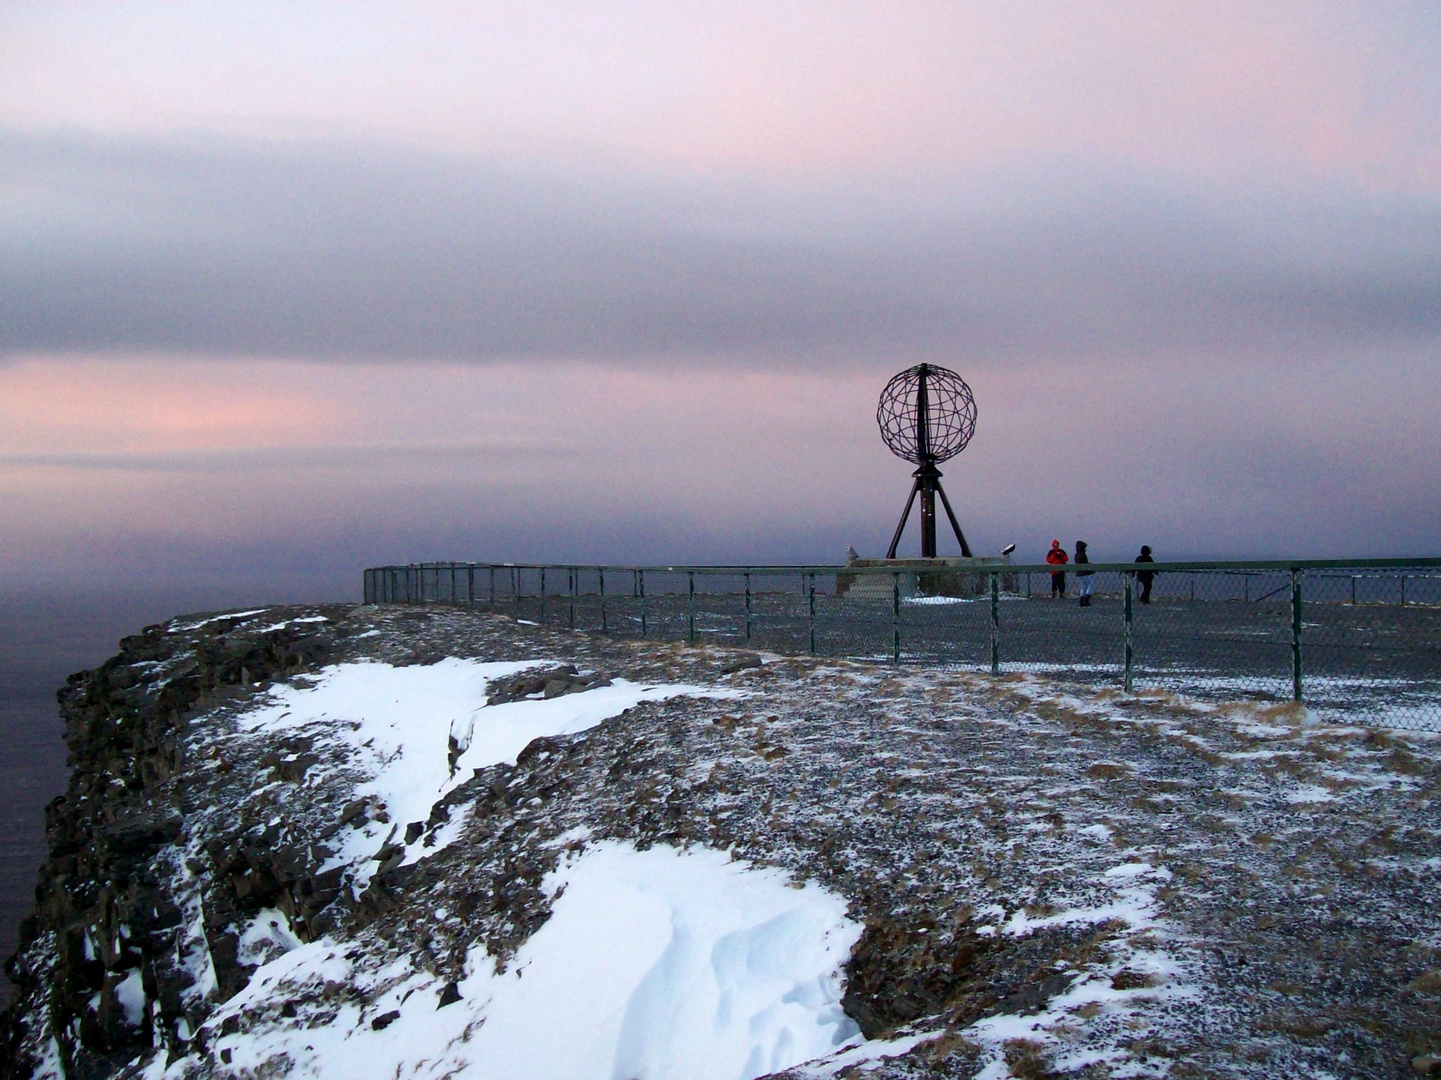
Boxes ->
[364,560,1441,731]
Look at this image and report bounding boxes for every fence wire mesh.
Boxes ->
[364,560,1441,731]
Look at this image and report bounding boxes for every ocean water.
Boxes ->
[0,589,301,1006]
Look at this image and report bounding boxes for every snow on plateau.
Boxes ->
[236,657,742,881]
[169,841,862,1080]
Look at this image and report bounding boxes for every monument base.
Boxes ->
[836,556,1012,599]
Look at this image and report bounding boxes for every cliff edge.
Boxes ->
[1,604,1437,1079]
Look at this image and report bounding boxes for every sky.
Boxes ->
[3,1,1441,601]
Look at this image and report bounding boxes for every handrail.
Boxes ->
[369,557,1441,576]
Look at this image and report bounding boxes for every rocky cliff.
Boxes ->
[1,603,1438,1079]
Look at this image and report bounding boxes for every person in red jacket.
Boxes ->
[1046,539,1069,598]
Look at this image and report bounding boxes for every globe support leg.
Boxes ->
[886,479,920,559]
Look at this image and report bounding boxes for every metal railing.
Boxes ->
[363,558,1441,731]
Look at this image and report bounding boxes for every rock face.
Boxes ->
[1,604,1439,1079]
[1,610,348,1076]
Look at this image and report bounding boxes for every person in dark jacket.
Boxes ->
[1135,544,1155,604]
[1046,539,1068,597]
[1075,540,1094,606]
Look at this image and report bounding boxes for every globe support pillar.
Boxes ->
[919,464,938,558]
[886,460,973,559]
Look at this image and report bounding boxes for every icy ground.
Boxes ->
[5,604,1440,1079]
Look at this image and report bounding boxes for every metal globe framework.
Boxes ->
[877,365,977,464]
[876,363,977,559]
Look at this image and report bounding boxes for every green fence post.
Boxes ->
[639,569,647,638]
[1291,568,1304,703]
[467,566,474,605]
[744,572,753,641]
[540,566,547,624]
[599,567,607,632]
[490,565,496,607]
[891,572,901,663]
[1123,573,1134,693]
[807,572,817,654]
[569,567,576,629]
[990,572,1000,675]
[688,572,696,642]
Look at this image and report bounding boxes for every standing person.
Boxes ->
[1135,544,1155,604]
[1075,540,1094,606]
[1046,539,1069,598]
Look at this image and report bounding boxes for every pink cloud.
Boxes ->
[0,356,344,454]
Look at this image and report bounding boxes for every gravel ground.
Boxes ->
[4,603,1439,1078]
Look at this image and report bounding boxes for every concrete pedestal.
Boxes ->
[836,556,1012,599]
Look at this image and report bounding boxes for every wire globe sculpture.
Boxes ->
[876,363,977,465]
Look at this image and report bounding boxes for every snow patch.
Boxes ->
[235,658,743,881]
[959,861,1192,1078]
[1284,783,1336,804]
[253,615,330,633]
[113,969,146,1028]
[193,841,863,1080]
[236,908,304,968]
[170,609,269,631]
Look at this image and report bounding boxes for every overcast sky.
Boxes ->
[3,2,1439,597]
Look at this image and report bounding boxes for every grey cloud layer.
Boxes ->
[0,439,568,474]
[4,130,1441,364]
